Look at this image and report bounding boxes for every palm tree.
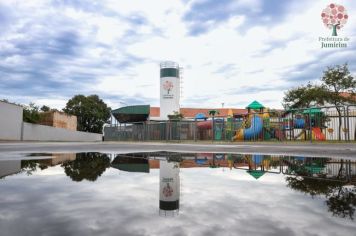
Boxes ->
[208,110,220,118]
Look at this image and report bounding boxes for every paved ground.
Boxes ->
[0,141,355,159]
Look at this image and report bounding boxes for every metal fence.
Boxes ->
[232,154,356,183]
[104,105,356,142]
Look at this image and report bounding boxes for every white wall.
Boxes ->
[22,122,102,142]
[324,116,353,141]
[0,160,21,178]
[0,101,102,142]
[0,101,23,140]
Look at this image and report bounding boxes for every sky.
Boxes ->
[0,0,355,109]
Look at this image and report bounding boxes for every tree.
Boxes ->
[283,64,355,140]
[283,64,355,110]
[40,105,51,112]
[283,83,328,109]
[208,110,220,117]
[321,3,348,36]
[40,105,59,113]
[322,64,356,140]
[23,103,40,123]
[168,111,184,120]
[63,95,111,133]
[321,64,356,105]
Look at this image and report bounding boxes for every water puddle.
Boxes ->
[0,152,355,235]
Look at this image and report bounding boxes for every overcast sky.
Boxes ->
[0,0,355,109]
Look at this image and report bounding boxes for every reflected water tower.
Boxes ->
[159,159,180,216]
[160,61,181,120]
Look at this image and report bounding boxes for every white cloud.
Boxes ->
[0,0,355,110]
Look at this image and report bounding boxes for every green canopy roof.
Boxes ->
[246,101,264,110]
[111,163,149,173]
[305,164,325,174]
[111,155,149,173]
[112,105,150,115]
[111,105,150,123]
[302,108,322,114]
[247,170,265,179]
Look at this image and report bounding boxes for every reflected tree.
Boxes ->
[286,177,341,197]
[326,186,356,220]
[286,176,356,220]
[62,153,111,182]
[21,160,48,175]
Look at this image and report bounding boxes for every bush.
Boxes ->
[23,103,40,123]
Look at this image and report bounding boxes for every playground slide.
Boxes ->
[312,127,326,141]
[234,115,263,140]
[294,130,305,140]
[252,154,263,165]
[284,118,305,130]
[294,118,305,129]
[197,120,212,129]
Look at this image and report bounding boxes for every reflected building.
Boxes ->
[281,157,355,183]
[0,160,21,178]
[112,154,150,173]
[0,154,76,178]
[159,159,180,217]
[38,153,76,166]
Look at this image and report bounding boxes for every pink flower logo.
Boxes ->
[163,81,173,94]
[321,3,348,36]
[163,183,173,197]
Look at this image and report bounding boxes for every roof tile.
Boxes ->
[149,107,247,118]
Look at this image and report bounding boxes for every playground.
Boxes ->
[192,101,355,142]
[104,101,356,142]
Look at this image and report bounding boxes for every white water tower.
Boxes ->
[160,61,181,120]
[159,159,180,216]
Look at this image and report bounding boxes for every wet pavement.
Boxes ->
[0,141,356,159]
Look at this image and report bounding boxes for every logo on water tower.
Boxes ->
[321,3,348,36]
[319,3,349,48]
[162,183,173,197]
[163,80,174,99]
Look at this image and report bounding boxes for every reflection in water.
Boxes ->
[1,154,77,178]
[61,153,111,182]
[0,160,21,179]
[159,159,180,216]
[232,154,356,220]
[286,176,356,219]
[327,186,356,220]
[0,152,355,223]
[110,153,181,216]
[21,160,49,175]
[279,155,356,216]
[111,153,150,173]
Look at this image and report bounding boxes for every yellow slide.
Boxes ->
[233,120,246,140]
